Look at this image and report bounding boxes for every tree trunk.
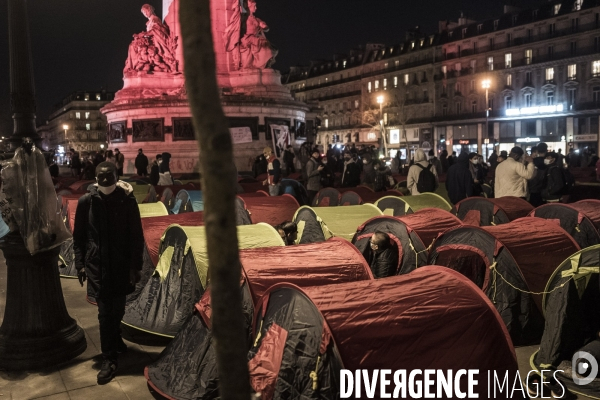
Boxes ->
[179,1,251,399]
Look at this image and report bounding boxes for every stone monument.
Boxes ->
[101,0,308,174]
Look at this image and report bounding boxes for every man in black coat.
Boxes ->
[73,162,144,384]
[368,231,398,278]
[134,148,149,176]
[150,154,161,186]
[341,152,361,187]
[446,152,474,205]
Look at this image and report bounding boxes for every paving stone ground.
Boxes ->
[0,247,593,399]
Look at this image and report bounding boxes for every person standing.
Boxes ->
[73,162,144,384]
[428,149,443,176]
[105,150,116,165]
[439,150,449,173]
[446,152,474,205]
[541,152,564,203]
[94,150,105,167]
[494,147,535,198]
[305,150,323,205]
[150,154,161,186]
[361,154,376,188]
[134,148,149,177]
[114,148,125,178]
[262,147,281,196]
[407,149,438,195]
[341,152,360,187]
[283,145,296,176]
[528,145,547,207]
[70,150,82,177]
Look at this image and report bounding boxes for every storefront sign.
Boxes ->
[574,134,598,142]
[505,104,564,117]
[459,140,470,145]
[389,129,400,144]
[516,137,540,143]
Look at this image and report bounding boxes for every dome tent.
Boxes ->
[122,223,284,338]
[529,203,600,248]
[145,238,373,400]
[279,178,310,206]
[171,190,203,214]
[293,204,383,243]
[374,192,452,216]
[429,217,580,345]
[240,194,299,226]
[339,190,363,205]
[531,245,600,399]
[352,208,463,276]
[312,187,341,207]
[138,202,169,217]
[247,268,521,399]
[453,196,534,226]
[339,186,404,203]
[570,199,600,230]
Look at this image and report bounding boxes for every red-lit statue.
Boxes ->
[224,0,278,71]
[124,4,179,74]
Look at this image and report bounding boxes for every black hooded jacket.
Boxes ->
[73,184,144,299]
[446,152,474,205]
[369,246,399,278]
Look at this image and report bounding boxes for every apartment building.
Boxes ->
[284,0,600,160]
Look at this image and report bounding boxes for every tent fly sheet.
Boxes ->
[122,223,284,337]
[138,202,169,218]
[242,194,300,226]
[293,204,383,242]
[145,238,373,400]
[247,267,520,399]
[428,217,580,345]
[529,203,600,249]
[453,196,534,226]
[353,208,463,277]
[375,192,452,216]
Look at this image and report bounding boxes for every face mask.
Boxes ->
[158,160,163,165]
[98,184,116,195]
[544,159,552,165]
[363,160,368,164]
[471,159,479,165]
[322,161,328,165]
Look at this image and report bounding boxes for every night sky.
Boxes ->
[0,0,544,135]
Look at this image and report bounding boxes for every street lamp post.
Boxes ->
[482,79,491,156]
[377,95,388,157]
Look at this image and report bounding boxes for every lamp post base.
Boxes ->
[0,234,86,370]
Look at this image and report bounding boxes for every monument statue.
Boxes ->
[124,4,179,74]
[224,0,278,71]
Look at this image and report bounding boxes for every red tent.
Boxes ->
[429,217,580,344]
[529,203,600,248]
[340,186,403,203]
[453,196,533,226]
[242,194,299,226]
[248,267,518,399]
[145,238,373,400]
[140,212,205,266]
[238,191,269,198]
[353,208,463,276]
[569,199,600,230]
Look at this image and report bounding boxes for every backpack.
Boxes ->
[561,168,575,194]
[416,163,436,193]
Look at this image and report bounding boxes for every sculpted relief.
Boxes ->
[224,0,278,71]
[124,4,179,75]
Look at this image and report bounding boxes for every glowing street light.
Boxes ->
[376,95,388,155]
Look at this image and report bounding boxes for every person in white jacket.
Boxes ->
[494,147,535,198]
[407,148,439,195]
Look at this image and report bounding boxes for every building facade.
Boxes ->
[284,0,600,161]
[38,90,115,160]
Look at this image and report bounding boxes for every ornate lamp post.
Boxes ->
[377,95,388,157]
[0,0,86,370]
[482,79,492,155]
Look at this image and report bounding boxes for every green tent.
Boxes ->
[530,245,600,399]
[139,202,169,218]
[375,193,452,216]
[293,204,383,242]
[132,183,152,203]
[122,222,285,337]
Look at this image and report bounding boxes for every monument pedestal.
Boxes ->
[0,234,86,370]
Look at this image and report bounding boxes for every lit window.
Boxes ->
[505,53,512,68]
[593,60,600,77]
[375,80,379,90]
[393,76,398,87]
[525,49,532,65]
[574,0,583,10]
[85,112,90,119]
[506,74,512,87]
[420,39,424,46]
[76,112,81,119]
[96,94,101,100]
[325,119,328,128]
[470,59,476,71]
[395,60,400,67]
[441,66,447,77]
[546,91,554,105]
[85,124,91,131]
[568,64,577,80]
[524,93,533,107]
[343,60,347,68]
[455,62,461,72]
[384,113,388,124]
[546,67,554,81]
[383,78,388,90]
[355,100,359,109]
[404,74,409,85]
[368,82,372,93]
[487,57,494,71]
[84,94,89,101]
[411,41,415,49]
